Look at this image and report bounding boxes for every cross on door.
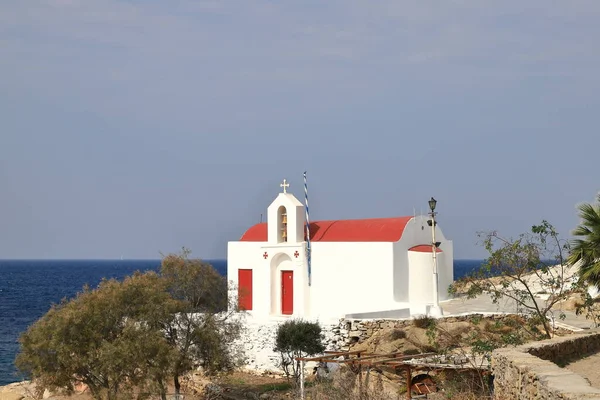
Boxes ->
[280,179,289,193]
[294,251,299,258]
[263,252,268,259]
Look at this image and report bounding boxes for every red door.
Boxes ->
[281,271,293,315]
[238,269,253,311]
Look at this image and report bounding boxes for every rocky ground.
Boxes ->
[0,310,589,400]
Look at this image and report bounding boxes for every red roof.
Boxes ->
[409,245,442,253]
[239,217,413,242]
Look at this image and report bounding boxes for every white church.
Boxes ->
[227,180,454,321]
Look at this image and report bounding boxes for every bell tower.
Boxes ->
[267,179,305,245]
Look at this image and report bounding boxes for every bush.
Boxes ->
[413,315,436,329]
[273,319,325,385]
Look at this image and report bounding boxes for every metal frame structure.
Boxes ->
[296,350,488,399]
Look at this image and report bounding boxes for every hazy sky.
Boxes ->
[1,1,599,260]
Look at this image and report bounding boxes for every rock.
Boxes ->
[0,392,24,400]
[0,381,38,400]
[204,383,224,397]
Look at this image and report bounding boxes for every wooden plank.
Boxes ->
[295,355,342,362]
[295,355,365,363]
[405,365,411,400]
[296,350,368,362]
[346,352,402,361]
[296,351,438,364]
[355,353,437,365]
[333,356,402,365]
[323,350,364,355]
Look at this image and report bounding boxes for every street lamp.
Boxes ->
[428,197,443,317]
[428,197,437,213]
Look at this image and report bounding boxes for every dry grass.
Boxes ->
[412,315,436,329]
[388,329,407,340]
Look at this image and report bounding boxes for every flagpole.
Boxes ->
[304,171,312,286]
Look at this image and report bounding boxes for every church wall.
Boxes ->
[228,241,308,319]
[392,217,427,303]
[391,250,409,302]
[404,247,453,305]
[266,247,307,317]
[398,215,451,250]
[392,236,414,302]
[291,204,305,244]
[406,251,438,304]
[438,240,454,301]
[227,242,269,315]
[392,216,454,305]
[309,242,394,319]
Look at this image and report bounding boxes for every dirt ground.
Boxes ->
[0,372,294,400]
[214,371,294,399]
[565,353,600,389]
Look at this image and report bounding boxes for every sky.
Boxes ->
[1,1,599,260]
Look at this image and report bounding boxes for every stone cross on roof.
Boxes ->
[280,179,289,193]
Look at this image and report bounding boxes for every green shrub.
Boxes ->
[273,319,325,385]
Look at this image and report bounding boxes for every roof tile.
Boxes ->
[239,217,413,242]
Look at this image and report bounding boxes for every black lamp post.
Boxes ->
[428,197,442,317]
[429,197,437,213]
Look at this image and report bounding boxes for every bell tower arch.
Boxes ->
[267,179,305,245]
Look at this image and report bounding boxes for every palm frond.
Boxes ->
[570,196,600,287]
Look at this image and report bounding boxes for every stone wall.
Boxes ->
[338,314,514,350]
[526,332,600,366]
[492,330,600,400]
[234,313,511,374]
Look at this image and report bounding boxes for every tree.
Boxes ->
[449,221,575,339]
[273,319,325,385]
[160,249,242,396]
[161,249,227,312]
[568,193,600,288]
[16,249,242,400]
[16,272,179,400]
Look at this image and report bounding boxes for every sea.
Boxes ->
[0,258,483,386]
